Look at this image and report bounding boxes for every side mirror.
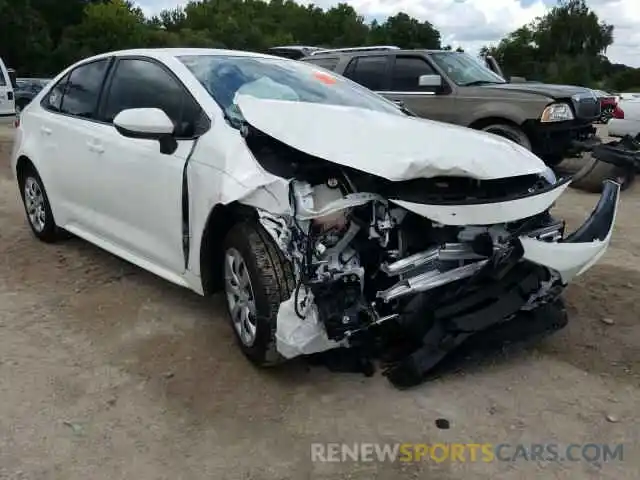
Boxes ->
[418,74,442,88]
[113,108,178,154]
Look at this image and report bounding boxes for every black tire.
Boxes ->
[222,221,296,366]
[480,123,532,150]
[18,166,62,243]
[570,157,635,193]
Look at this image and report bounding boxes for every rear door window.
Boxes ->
[42,74,70,113]
[60,59,110,118]
[390,56,437,91]
[343,55,389,90]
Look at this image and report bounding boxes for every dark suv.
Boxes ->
[301,48,601,166]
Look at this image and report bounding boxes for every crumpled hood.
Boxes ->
[236,95,548,181]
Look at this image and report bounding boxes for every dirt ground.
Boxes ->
[0,124,638,479]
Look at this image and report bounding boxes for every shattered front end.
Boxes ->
[254,170,619,388]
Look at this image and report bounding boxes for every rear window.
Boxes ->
[0,69,5,87]
[343,56,388,90]
[303,57,339,71]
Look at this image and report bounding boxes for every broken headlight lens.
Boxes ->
[540,103,574,122]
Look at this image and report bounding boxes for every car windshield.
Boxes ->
[429,52,506,86]
[178,54,404,123]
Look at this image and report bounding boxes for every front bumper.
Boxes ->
[524,119,600,159]
[383,180,620,387]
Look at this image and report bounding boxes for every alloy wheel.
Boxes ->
[23,177,46,233]
[224,247,258,347]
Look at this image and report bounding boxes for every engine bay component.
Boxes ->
[255,171,619,388]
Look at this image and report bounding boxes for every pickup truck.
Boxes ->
[0,58,16,123]
[300,47,602,166]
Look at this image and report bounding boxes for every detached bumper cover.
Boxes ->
[591,136,640,172]
[520,180,620,282]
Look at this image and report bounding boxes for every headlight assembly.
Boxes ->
[540,103,574,122]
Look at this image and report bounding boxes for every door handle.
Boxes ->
[40,126,52,135]
[86,140,104,154]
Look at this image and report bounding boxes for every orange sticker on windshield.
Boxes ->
[313,71,337,84]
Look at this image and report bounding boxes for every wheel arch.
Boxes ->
[468,116,523,131]
[15,155,37,186]
[199,201,258,295]
[468,117,533,150]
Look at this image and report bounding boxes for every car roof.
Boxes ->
[269,46,321,51]
[305,48,452,59]
[79,48,278,64]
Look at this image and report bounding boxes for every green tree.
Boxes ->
[481,0,614,85]
[54,0,149,64]
[367,13,440,49]
[0,0,53,75]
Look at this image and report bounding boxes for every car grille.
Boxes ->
[573,96,601,120]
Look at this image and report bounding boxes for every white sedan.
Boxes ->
[11,48,620,387]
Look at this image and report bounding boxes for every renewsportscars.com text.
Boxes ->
[310,443,624,463]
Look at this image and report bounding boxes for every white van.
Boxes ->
[0,57,16,123]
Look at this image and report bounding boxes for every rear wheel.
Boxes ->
[480,123,532,150]
[222,221,295,366]
[18,166,62,243]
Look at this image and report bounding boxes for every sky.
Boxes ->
[136,0,640,67]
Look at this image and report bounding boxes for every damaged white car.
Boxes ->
[12,49,620,387]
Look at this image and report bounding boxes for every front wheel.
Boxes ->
[221,221,295,366]
[480,123,532,151]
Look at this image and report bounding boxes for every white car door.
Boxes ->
[0,59,15,121]
[40,58,113,228]
[76,56,206,275]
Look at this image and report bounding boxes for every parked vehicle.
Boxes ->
[0,58,16,122]
[14,78,52,114]
[619,92,640,101]
[618,96,640,121]
[301,47,602,166]
[267,46,324,60]
[12,48,620,387]
[592,89,624,123]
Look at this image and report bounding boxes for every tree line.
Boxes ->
[1,0,639,91]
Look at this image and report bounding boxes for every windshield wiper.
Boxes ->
[460,80,504,87]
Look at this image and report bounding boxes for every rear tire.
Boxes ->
[480,123,532,151]
[222,221,295,366]
[18,166,62,243]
